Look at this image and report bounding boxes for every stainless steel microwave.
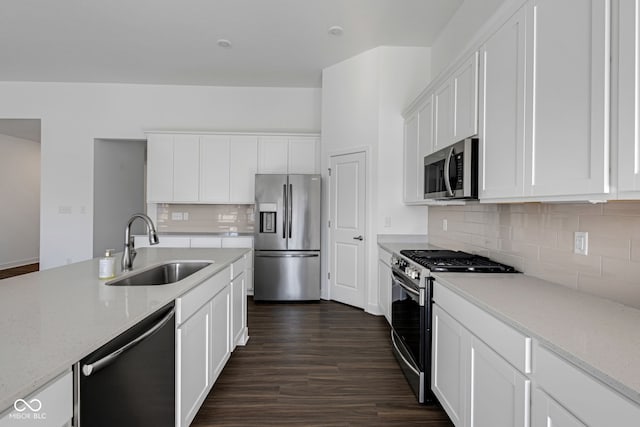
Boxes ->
[424,138,478,200]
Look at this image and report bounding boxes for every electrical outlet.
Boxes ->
[171,212,184,221]
[442,219,448,231]
[574,231,588,255]
[384,216,391,228]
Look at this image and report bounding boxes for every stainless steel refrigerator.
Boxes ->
[254,174,321,301]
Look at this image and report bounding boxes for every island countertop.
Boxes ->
[0,247,250,412]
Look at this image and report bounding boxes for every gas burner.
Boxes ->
[399,250,517,273]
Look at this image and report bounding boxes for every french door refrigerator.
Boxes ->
[254,174,321,301]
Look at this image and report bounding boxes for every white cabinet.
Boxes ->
[0,371,72,427]
[403,95,434,204]
[229,136,258,203]
[210,285,230,383]
[176,301,211,427]
[200,135,231,202]
[452,52,479,142]
[173,135,201,202]
[434,79,454,150]
[147,134,175,202]
[479,7,526,200]
[532,388,586,427]
[617,0,640,198]
[258,136,319,174]
[377,247,392,323]
[524,0,609,198]
[432,304,466,426]
[230,255,248,349]
[467,335,530,427]
[433,282,532,427]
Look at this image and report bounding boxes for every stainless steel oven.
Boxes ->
[424,138,478,200]
[390,256,434,404]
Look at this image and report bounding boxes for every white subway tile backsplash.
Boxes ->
[429,201,640,309]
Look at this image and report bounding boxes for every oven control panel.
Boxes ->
[392,255,421,281]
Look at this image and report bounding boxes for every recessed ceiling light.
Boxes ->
[217,39,232,48]
[328,26,344,36]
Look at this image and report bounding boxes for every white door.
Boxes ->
[329,151,366,309]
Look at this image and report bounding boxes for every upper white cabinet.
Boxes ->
[434,79,454,151]
[524,0,609,198]
[479,7,526,200]
[452,52,479,142]
[257,136,319,174]
[617,0,640,198]
[403,112,420,203]
[147,132,316,204]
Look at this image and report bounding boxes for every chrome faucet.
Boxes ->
[122,213,159,271]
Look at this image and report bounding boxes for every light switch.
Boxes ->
[442,219,448,231]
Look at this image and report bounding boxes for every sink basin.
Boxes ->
[107,262,212,286]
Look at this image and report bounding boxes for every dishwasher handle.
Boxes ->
[82,306,175,377]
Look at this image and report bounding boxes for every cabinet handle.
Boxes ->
[444,146,455,197]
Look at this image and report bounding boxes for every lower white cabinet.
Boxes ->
[230,255,248,349]
[433,282,531,427]
[0,371,72,427]
[532,388,586,427]
[377,247,392,323]
[176,301,212,427]
[210,286,231,384]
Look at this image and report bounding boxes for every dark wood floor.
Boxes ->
[0,263,39,280]
[191,298,453,426]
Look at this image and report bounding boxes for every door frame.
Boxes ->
[326,146,370,308]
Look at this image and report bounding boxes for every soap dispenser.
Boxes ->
[98,249,116,279]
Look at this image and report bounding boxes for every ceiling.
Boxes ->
[0,0,462,88]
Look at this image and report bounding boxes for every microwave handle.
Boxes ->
[444,146,455,197]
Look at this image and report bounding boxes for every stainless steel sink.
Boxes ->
[107,262,212,286]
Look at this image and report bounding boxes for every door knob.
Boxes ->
[353,235,364,241]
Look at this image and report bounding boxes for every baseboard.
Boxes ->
[0,258,39,270]
[366,303,383,316]
[235,328,249,346]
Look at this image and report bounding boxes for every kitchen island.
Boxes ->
[0,247,250,415]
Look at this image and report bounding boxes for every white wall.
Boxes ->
[0,133,40,269]
[321,46,431,312]
[431,0,509,77]
[0,82,321,268]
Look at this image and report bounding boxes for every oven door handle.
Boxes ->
[391,272,425,306]
[391,331,420,376]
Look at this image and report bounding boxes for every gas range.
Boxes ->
[392,249,518,285]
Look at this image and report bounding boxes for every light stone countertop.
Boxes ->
[0,247,250,412]
[433,272,640,405]
[376,234,436,255]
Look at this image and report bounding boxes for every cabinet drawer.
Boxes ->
[231,256,246,280]
[0,370,72,426]
[176,267,230,325]
[434,281,531,373]
[534,344,640,426]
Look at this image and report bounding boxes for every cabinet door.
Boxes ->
[258,136,288,173]
[229,135,258,203]
[452,52,479,141]
[479,7,526,199]
[618,0,640,196]
[211,286,230,383]
[147,134,174,202]
[532,388,586,427]
[434,79,454,150]
[432,304,465,426]
[377,259,391,323]
[524,0,609,197]
[231,271,246,349]
[418,95,435,158]
[288,137,319,174]
[177,301,211,427]
[467,336,530,427]
[200,135,230,202]
[403,112,420,202]
[173,134,200,202]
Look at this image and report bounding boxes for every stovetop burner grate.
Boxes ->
[399,249,518,273]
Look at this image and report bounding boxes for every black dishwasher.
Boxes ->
[77,302,175,426]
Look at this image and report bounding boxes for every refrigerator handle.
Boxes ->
[282,184,287,239]
[289,183,293,239]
